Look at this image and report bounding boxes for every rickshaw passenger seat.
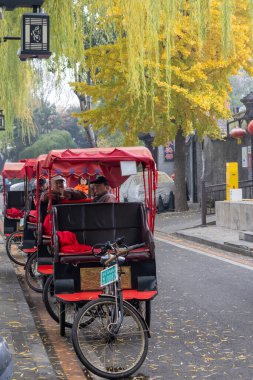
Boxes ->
[53,202,155,259]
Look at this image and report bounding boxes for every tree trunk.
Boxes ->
[79,96,97,148]
[76,70,97,148]
[174,128,189,211]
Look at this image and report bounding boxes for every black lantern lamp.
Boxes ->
[0,110,5,131]
[240,92,253,122]
[18,11,51,61]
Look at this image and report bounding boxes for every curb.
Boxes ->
[173,232,253,259]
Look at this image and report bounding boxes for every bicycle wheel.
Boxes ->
[6,231,27,266]
[43,275,76,328]
[72,298,148,379]
[25,251,43,293]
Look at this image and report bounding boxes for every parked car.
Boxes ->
[10,179,36,191]
[120,171,174,206]
[0,336,13,380]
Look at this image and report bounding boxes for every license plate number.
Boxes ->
[100,264,118,287]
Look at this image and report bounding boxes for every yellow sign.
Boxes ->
[226,162,238,201]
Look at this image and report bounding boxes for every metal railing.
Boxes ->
[201,180,253,223]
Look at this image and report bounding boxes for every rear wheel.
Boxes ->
[43,275,76,327]
[6,231,27,266]
[25,252,43,293]
[72,298,148,379]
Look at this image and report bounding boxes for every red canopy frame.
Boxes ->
[2,162,26,208]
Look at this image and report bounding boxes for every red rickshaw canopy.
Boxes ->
[2,162,25,179]
[24,158,37,180]
[42,147,156,188]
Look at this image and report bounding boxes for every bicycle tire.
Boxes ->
[25,251,43,293]
[72,297,148,379]
[43,275,76,328]
[6,231,27,266]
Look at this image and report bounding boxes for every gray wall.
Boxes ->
[186,135,251,202]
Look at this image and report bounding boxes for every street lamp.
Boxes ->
[0,1,51,61]
[0,110,5,131]
[18,11,51,60]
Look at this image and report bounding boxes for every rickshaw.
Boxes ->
[41,147,158,378]
[2,162,25,237]
[4,159,39,267]
[23,154,48,292]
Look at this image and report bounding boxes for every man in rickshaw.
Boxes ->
[40,175,87,204]
[90,176,116,203]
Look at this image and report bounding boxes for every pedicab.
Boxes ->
[41,147,158,378]
[24,154,49,292]
[4,159,41,267]
[2,162,25,236]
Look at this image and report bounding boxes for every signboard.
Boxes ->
[164,141,174,162]
[230,188,242,201]
[101,264,118,287]
[242,147,248,168]
[120,161,137,176]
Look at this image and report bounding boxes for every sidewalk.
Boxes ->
[0,234,58,380]
[155,204,253,258]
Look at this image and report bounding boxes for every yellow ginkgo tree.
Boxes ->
[73,0,253,210]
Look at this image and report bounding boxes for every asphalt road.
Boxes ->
[145,238,253,380]
[3,186,253,379]
[18,236,253,380]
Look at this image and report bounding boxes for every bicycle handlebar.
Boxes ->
[104,243,145,266]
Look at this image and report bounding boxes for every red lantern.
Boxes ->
[248,120,253,135]
[229,128,246,139]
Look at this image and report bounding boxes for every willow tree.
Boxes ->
[72,0,253,210]
[0,1,91,145]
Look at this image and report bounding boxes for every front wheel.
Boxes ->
[6,231,27,266]
[72,298,148,379]
[25,251,43,293]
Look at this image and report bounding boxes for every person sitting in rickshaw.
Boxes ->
[90,176,116,203]
[40,175,87,204]
[40,175,88,235]
[74,177,89,195]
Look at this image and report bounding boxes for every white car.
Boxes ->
[120,171,174,206]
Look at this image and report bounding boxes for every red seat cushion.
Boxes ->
[57,231,91,254]
[28,210,37,223]
[6,208,24,219]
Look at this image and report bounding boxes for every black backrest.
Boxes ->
[6,191,25,209]
[54,202,146,246]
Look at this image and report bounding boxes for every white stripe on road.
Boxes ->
[155,236,253,271]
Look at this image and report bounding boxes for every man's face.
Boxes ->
[94,183,107,195]
[52,179,64,192]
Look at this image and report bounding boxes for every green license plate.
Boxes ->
[100,264,118,287]
[19,218,24,227]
